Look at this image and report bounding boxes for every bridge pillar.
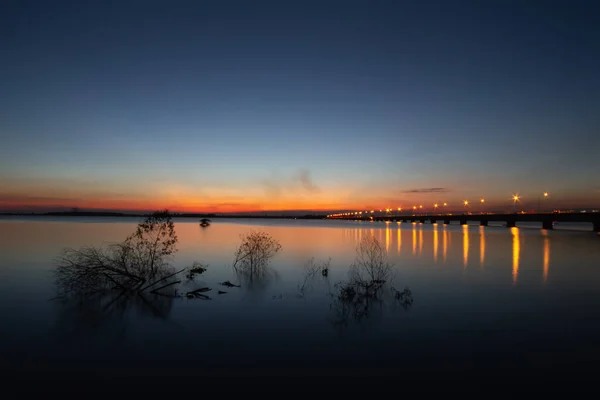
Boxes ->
[403,219,408,223]
[419,219,425,224]
[460,219,467,225]
[542,220,553,230]
[443,220,450,225]
[480,220,488,226]
[593,222,600,232]
[430,218,437,224]
[506,219,516,228]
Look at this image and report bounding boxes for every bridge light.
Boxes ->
[443,202,448,206]
[464,200,469,206]
[544,192,549,197]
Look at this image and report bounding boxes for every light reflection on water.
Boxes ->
[433,224,438,263]
[1,216,600,380]
[419,224,424,255]
[480,225,486,269]
[463,224,469,268]
[512,227,520,284]
[443,224,448,262]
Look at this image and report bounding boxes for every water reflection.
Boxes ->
[511,227,520,284]
[443,225,448,262]
[419,225,424,255]
[386,224,391,252]
[412,223,417,255]
[542,230,550,284]
[462,225,469,268]
[54,291,175,344]
[433,224,439,263]
[479,226,486,268]
[4,217,600,383]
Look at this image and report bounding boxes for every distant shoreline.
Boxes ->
[0,211,328,219]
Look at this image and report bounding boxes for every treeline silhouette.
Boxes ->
[0,211,327,219]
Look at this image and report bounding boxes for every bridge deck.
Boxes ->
[329,212,600,232]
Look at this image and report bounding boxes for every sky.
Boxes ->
[1,0,599,213]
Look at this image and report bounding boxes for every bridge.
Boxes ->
[328,212,600,232]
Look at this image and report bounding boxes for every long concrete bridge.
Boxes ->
[328,212,600,232]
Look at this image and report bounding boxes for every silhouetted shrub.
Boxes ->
[232,231,282,276]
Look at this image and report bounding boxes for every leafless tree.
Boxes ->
[298,257,331,297]
[348,235,394,298]
[54,210,182,298]
[327,236,412,330]
[232,231,282,276]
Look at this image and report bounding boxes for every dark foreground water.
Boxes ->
[1,217,600,391]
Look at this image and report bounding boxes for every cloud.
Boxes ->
[261,179,283,198]
[262,168,321,198]
[295,169,321,193]
[402,187,448,194]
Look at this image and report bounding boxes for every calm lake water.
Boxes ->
[1,216,600,389]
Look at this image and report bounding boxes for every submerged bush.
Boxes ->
[298,257,331,296]
[186,262,208,281]
[328,236,411,327]
[232,231,282,276]
[54,210,181,297]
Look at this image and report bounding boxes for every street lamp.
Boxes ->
[480,198,485,214]
[539,191,549,213]
[512,194,520,213]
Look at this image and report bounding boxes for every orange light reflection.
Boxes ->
[433,224,439,263]
[412,224,417,255]
[511,227,520,284]
[443,225,448,262]
[462,224,469,268]
[542,230,550,284]
[419,226,423,255]
[479,225,485,268]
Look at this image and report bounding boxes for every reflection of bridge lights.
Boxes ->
[479,225,485,268]
[511,227,520,284]
[463,224,469,268]
[433,224,438,262]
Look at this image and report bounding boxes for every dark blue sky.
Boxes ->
[1,0,599,212]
